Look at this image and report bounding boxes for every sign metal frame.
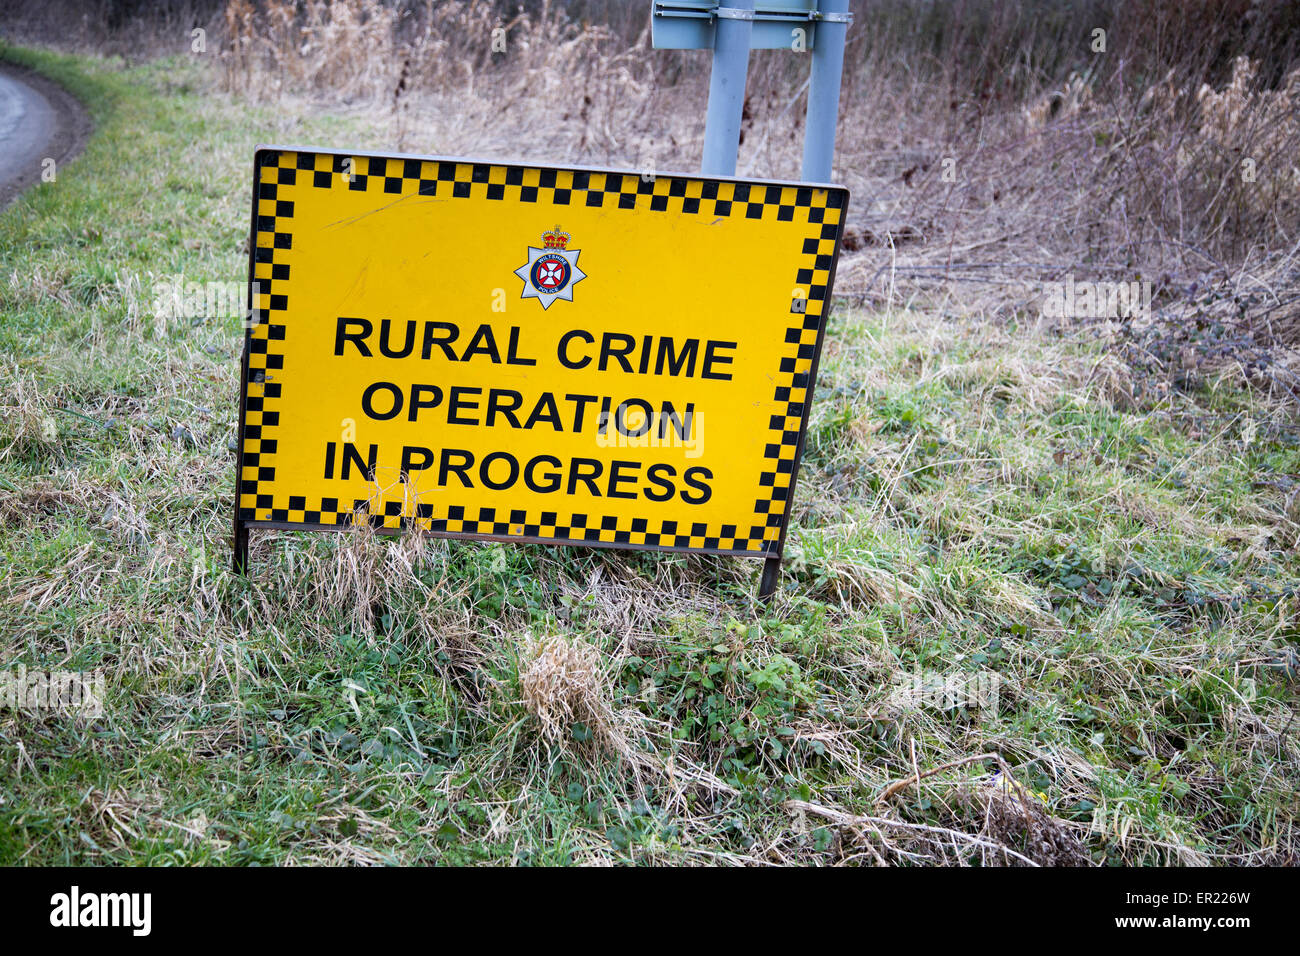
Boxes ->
[232,145,848,599]
[652,0,852,184]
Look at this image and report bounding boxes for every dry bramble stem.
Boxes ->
[876,752,1010,804]
[784,799,1041,867]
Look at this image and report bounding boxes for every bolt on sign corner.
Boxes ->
[235,146,848,595]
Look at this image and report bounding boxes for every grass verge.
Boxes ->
[1,47,1297,865]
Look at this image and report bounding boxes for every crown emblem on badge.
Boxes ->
[541,226,571,250]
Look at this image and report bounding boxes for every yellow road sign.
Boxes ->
[235,147,848,580]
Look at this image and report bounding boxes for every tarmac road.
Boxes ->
[0,63,91,210]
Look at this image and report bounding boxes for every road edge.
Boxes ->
[0,58,93,210]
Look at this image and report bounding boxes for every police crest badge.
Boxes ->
[514,225,586,309]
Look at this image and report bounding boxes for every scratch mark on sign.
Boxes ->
[324,192,447,231]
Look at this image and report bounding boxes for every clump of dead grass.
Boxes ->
[1194,56,1300,227]
[514,630,739,803]
[0,365,61,461]
[518,633,617,751]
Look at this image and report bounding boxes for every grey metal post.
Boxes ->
[701,1,755,177]
[801,0,850,182]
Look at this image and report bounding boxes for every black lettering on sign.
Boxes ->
[438,448,474,488]
[338,319,737,381]
[568,458,603,495]
[656,337,696,376]
[379,318,415,358]
[422,322,459,360]
[525,393,562,430]
[644,463,676,501]
[558,329,594,369]
[319,445,719,506]
[660,402,693,440]
[525,455,563,493]
[461,325,501,363]
[401,446,434,475]
[701,340,737,380]
[507,326,537,366]
[448,386,481,425]
[335,317,372,356]
[682,466,713,504]
[480,451,520,490]
[361,382,403,420]
[341,443,377,480]
[485,389,524,428]
[599,333,636,373]
[597,396,612,436]
[409,384,443,421]
[607,460,640,499]
[566,394,597,430]
[616,399,653,438]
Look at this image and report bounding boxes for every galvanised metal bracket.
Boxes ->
[655,2,854,30]
[651,0,852,182]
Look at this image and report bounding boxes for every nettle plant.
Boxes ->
[620,621,823,778]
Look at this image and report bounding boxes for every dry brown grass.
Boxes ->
[514,628,740,804]
[518,632,615,749]
[218,0,661,161]
[11,0,1295,304]
[191,0,1300,395]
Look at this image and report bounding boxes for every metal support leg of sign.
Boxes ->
[801,0,850,183]
[700,1,755,177]
[232,323,251,576]
[233,519,249,574]
[759,554,782,602]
